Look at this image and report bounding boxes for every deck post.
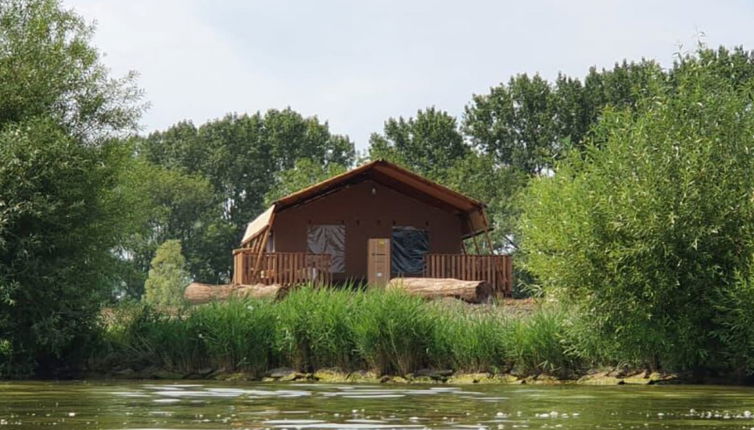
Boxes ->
[464,216,482,254]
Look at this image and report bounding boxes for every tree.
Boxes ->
[139,110,355,283]
[115,157,226,299]
[0,0,142,139]
[265,158,347,206]
[442,153,527,252]
[463,74,560,176]
[518,55,754,372]
[463,63,666,176]
[369,107,468,180]
[0,120,131,376]
[0,0,142,377]
[143,240,190,309]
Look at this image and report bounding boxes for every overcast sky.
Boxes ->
[64,0,754,149]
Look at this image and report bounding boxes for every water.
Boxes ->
[2,381,754,429]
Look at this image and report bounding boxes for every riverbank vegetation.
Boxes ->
[91,288,578,381]
[5,0,754,383]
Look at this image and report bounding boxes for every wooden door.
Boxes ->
[367,238,390,287]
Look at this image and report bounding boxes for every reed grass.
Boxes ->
[93,286,580,377]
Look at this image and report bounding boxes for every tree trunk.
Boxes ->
[386,277,491,303]
[184,282,284,304]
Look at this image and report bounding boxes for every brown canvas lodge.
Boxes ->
[232,160,513,295]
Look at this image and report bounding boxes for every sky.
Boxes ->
[64,0,754,150]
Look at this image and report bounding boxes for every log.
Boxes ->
[184,282,284,304]
[386,277,491,303]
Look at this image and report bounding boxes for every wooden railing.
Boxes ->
[424,254,513,296]
[232,250,332,286]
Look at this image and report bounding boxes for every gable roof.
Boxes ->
[242,160,491,245]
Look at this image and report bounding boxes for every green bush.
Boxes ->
[519,53,754,372]
[143,240,190,309]
[0,0,141,378]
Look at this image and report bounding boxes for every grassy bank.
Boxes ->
[89,287,585,381]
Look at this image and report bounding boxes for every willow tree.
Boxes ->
[0,0,142,377]
[519,54,754,372]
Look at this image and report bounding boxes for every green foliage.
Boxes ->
[350,289,438,375]
[429,308,509,372]
[0,120,127,377]
[0,0,142,377]
[504,307,577,377]
[190,300,277,376]
[274,286,357,370]
[143,240,190,309]
[463,63,666,176]
[714,267,754,376]
[94,287,579,378]
[265,158,347,206]
[442,152,528,252]
[100,302,203,373]
[369,107,468,180]
[0,0,142,138]
[463,74,562,175]
[519,54,754,371]
[116,159,223,298]
[138,110,355,283]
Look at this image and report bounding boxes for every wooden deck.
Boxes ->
[232,250,331,286]
[232,249,512,296]
[423,254,513,296]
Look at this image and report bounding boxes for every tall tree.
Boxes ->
[115,157,225,298]
[463,74,559,176]
[369,107,468,180]
[0,0,142,138]
[139,109,355,283]
[463,62,666,176]
[0,0,142,377]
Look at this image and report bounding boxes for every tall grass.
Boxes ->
[274,287,357,370]
[350,289,437,374]
[93,287,580,378]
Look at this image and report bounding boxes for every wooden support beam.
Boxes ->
[250,210,276,284]
[483,230,495,254]
[464,216,482,254]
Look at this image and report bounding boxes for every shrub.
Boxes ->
[519,53,754,371]
[99,303,202,373]
[143,240,190,309]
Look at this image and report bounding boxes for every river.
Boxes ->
[1,381,754,429]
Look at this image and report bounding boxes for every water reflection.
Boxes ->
[1,381,754,429]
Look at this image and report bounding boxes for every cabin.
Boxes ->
[232,160,513,295]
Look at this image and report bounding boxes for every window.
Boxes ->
[307,224,346,273]
[391,226,429,276]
